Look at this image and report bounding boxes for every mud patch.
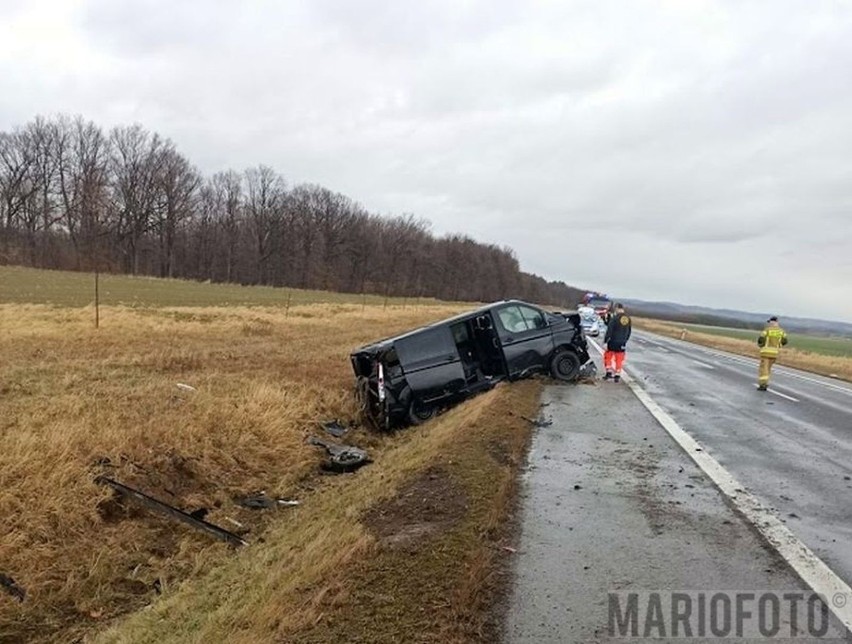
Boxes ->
[488,438,513,466]
[363,466,468,550]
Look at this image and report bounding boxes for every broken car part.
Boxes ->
[235,493,301,510]
[94,476,248,547]
[307,436,370,472]
[320,419,349,438]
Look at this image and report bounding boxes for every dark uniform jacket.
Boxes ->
[605,312,632,351]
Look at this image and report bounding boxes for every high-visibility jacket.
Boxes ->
[757,324,788,357]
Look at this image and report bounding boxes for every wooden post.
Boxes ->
[94,266,100,329]
[285,291,292,317]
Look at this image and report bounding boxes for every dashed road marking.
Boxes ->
[765,388,800,403]
[641,333,852,398]
[691,359,715,370]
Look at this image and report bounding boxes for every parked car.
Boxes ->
[350,300,592,429]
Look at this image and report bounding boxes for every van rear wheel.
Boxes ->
[408,399,437,425]
[550,350,581,381]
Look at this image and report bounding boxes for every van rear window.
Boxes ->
[395,326,456,366]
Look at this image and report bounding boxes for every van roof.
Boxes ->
[351,299,532,356]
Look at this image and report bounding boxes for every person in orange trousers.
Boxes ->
[603,303,632,382]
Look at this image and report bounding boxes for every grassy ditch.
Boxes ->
[0,301,465,642]
[637,318,852,382]
[94,382,540,643]
[1,298,541,643]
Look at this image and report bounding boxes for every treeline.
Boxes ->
[0,115,585,305]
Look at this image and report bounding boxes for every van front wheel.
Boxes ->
[408,399,437,425]
[550,350,581,381]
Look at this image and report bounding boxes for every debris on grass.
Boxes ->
[235,493,301,510]
[95,476,248,547]
[307,436,370,473]
[176,383,197,392]
[0,574,25,603]
[321,419,350,438]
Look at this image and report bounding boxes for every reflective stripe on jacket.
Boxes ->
[758,326,787,357]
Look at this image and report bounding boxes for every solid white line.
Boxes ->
[691,359,715,370]
[588,339,851,631]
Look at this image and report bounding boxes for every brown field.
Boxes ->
[636,318,852,382]
[1,301,544,642]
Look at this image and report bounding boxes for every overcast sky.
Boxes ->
[2,0,850,321]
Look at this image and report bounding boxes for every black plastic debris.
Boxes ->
[521,415,553,428]
[308,436,370,473]
[0,573,25,603]
[189,508,209,521]
[235,494,300,510]
[94,476,248,547]
[321,420,349,438]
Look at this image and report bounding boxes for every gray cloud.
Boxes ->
[2,0,851,320]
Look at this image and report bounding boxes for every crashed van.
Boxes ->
[350,300,592,429]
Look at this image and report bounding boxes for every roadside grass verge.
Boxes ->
[94,382,540,643]
[0,301,469,643]
[680,323,852,358]
[0,264,447,308]
[637,319,852,382]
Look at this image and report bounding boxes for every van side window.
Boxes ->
[497,306,528,334]
[518,305,546,330]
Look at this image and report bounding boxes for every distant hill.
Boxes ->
[621,299,852,337]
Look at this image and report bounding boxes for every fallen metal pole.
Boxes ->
[95,476,248,547]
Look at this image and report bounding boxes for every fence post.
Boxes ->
[94,268,100,329]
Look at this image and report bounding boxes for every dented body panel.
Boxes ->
[351,300,590,429]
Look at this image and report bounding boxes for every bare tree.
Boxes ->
[0,113,589,307]
[108,125,166,274]
[155,147,199,278]
[244,165,284,285]
[55,116,111,269]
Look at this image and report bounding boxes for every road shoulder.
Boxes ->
[503,379,847,643]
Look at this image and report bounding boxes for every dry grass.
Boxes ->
[93,382,540,644]
[637,318,852,382]
[0,301,471,643]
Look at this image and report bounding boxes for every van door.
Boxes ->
[493,304,555,377]
[395,325,467,400]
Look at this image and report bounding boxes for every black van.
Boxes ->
[350,300,591,429]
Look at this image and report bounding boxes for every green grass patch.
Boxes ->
[683,323,852,358]
[0,265,440,308]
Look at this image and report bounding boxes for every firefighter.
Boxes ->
[757,316,788,391]
[603,303,632,382]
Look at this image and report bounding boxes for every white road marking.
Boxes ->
[770,389,799,402]
[691,359,715,370]
[643,333,852,398]
[756,386,800,403]
[588,339,851,632]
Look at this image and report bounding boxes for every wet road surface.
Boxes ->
[504,333,852,643]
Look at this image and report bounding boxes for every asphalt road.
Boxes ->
[626,331,852,583]
[503,332,852,643]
